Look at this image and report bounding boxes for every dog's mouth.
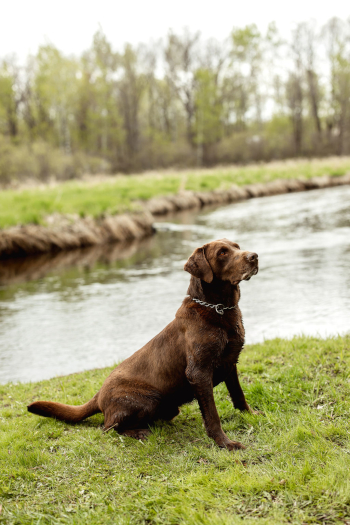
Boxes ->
[232,266,259,286]
[242,266,259,282]
[230,263,258,286]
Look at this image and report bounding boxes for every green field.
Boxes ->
[1,157,350,229]
[1,335,349,524]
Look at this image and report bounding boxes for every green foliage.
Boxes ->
[231,24,262,62]
[0,62,19,139]
[32,45,79,149]
[193,69,223,151]
[0,136,110,186]
[0,335,350,523]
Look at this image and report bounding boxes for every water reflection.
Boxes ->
[0,184,349,384]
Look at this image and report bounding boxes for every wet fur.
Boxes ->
[28,239,259,450]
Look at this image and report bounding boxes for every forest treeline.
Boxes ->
[0,17,350,182]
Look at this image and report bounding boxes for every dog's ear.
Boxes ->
[184,246,213,283]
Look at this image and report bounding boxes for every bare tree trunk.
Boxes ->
[7,105,18,137]
[287,74,303,156]
[306,69,321,134]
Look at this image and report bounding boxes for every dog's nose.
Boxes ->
[246,252,258,263]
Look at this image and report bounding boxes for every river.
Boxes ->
[0,184,349,384]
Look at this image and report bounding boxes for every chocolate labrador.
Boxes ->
[28,239,259,450]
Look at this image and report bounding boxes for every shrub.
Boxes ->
[0,136,112,185]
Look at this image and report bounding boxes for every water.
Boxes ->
[0,185,349,384]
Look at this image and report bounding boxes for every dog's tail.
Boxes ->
[27,393,101,423]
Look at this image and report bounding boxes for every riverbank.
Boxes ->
[0,335,349,524]
[1,157,350,258]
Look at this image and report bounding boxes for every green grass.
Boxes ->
[1,157,350,229]
[1,335,350,524]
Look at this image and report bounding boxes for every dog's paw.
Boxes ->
[215,434,246,451]
[250,409,264,416]
[121,429,151,441]
[225,440,246,451]
[245,404,264,416]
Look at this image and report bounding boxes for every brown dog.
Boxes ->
[28,239,259,450]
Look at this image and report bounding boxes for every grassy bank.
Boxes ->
[1,157,350,229]
[1,335,350,524]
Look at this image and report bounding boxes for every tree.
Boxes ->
[117,44,146,170]
[193,68,223,165]
[229,24,264,127]
[285,25,305,155]
[0,58,20,139]
[33,45,79,152]
[165,29,201,147]
[323,18,350,155]
[78,29,124,164]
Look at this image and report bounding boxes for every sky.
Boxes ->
[1,0,350,60]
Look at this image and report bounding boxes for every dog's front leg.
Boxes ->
[225,365,261,415]
[186,366,245,450]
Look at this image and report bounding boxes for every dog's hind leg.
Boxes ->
[156,403,180,421]
[101,386,162,440]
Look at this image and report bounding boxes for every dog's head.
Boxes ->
[184,239,258,286]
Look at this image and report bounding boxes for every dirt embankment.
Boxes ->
[1,173,349,259]
[0,212,155,259]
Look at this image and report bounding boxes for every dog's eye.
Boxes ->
[218,250,227,256]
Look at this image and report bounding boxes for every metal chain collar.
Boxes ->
[187,296,237,316]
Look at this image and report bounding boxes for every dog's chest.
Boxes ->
[221,316,245,363]
[225,310,245,343]
[205,318,245,373]
[213,338,244,386]
[221,340,243,364]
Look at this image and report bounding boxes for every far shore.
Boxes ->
[0,157,350,259]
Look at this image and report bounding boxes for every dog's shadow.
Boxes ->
[35,410,203,445]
